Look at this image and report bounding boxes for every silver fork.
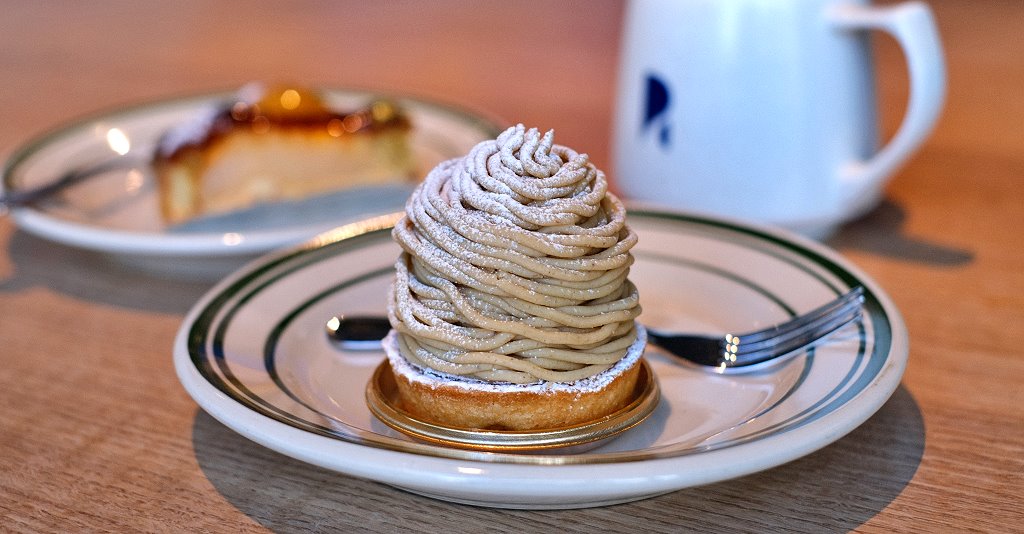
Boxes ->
[645,286,864,373]
[325,286,865,374]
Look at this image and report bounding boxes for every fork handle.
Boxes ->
[644,331,726,367]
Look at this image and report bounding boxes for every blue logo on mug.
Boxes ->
[642,73,671,148]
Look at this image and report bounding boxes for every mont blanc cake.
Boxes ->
[384,124,645,431]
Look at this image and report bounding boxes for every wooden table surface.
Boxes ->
[1,1,1021,532]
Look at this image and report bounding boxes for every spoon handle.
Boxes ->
[1,157,136,210]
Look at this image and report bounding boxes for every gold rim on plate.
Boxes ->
[365,359,660,453]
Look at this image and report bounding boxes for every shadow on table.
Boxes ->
[828,200,973,266]
[0,229,217,314]
[191,385,924,533]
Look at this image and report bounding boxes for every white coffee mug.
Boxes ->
[612,0,945,236]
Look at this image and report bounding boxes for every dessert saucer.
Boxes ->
[1,87,502,278]
[173,209,908,509]
[366,358,660,453]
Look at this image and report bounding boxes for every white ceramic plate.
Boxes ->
[173,210,907,509]
[1,88,501,276]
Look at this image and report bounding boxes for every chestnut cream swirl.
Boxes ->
[387,125,640,384]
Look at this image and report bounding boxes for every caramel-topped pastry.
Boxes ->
[382,124,646,431]
[153,84,413,224]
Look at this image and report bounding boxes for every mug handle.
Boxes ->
[828,1,946,213]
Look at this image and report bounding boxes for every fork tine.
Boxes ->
[735,289,864,353]
[737,287,864,345]
[734,305,863,365]
[749,304,861,354]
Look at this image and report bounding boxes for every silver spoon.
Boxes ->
[326,287,864,373]
[0,157,141,213]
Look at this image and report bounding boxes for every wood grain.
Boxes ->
[1,1,1021,532]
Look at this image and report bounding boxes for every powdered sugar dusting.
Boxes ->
[383,325,647,394]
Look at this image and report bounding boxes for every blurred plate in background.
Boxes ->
[1,87,502,277]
